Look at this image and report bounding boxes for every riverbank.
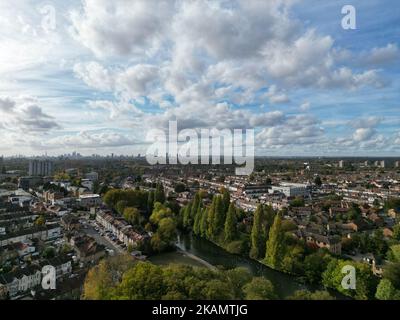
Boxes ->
[175,247,217,270]
[148,248,218,270]
[174,232,348,299]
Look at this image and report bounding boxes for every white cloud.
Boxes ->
[256,114,324,147]
[69,0,173,58]
[300,101,311,111]
[353,128,376,142]
[0,96,15,112]
[73,62,114,91]
[0,96,60,133]
[362,43,399,66]
[264,85,289,104]
[116,64,160,98]
[46,131,141,149]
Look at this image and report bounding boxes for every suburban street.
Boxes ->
[81,220,124,255]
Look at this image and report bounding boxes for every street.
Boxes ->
[81,221,124,255]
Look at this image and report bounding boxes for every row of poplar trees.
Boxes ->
[181,189,287,269]
[250,204,286,269]
[181,189,238,243]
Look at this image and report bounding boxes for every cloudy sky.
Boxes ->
[0,0,399,157]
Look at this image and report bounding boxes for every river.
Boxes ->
[149,232,344,299]
[176,232,319,298]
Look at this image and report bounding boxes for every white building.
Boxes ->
[79,194,102,208]
[28,160,53,176]
[270,183,308,197]
[0,225,61,247]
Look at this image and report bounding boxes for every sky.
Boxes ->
[0,0,399,157]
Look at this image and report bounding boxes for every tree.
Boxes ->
[200,208,208,237]
[314,176,322,187]
[281,244,304,274]
[147,191,155,213]
[214,195,226,235]
[375,279,400,300]
[222,188,231,213]
[288,290,335,300]
[191,192,201,219]
[322,259,377,300]
[203,279,235,300]
[387,244,400,263]
[393,224,400,241]
[174,183,186,193]
[369,229,388,258]
[265,214,285,269]
[150,202,174,225]
[115,262,165,299]
[35,215,46,226]
[225,267,252,299]
[224,203,237,242]
[151,217,177,252]
[303,251,332,284]
[183,202,193,229]
[242,277,277,300]
[155,183,165,204]
[383,262,400,289]
[290,197,305,207]
[250,205,265,259]
[263,205,275,234]
[206,197,217,239]
[193,203,202,235]
[103,189,149,211]
[42,246,56,259]
[116,200,128,215]
[123,207,141,226]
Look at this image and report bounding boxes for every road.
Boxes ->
[81,222,124,254]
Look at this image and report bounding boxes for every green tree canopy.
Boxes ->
[224,203,237,242]
[250,205,265,259]
[242,277,277,300]
[322,259,377,300]
[375,279,400,300]
[265,214,285,269]
[288,290,335,300]
[123,207,141,226]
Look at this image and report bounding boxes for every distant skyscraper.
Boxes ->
[395,161,399,168]
[29,159,53,176]
[339,160,345,168]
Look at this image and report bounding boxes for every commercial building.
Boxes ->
[270,183,308,197]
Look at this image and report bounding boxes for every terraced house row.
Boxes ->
[96,210,150,249]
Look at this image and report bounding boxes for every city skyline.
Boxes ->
[0,0,399,157]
